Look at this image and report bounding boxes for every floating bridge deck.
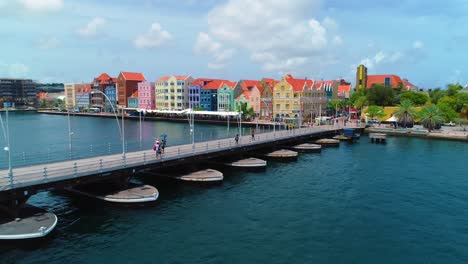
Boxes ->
[0,126,360,201]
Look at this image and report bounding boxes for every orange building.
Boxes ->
[116,72,146,107]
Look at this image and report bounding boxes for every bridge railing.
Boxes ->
[0,125,353,191]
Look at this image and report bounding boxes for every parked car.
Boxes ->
[368,118,380,124]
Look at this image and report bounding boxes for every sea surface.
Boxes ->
[0,112,467,264]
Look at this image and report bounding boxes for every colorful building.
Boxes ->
[64,83,77,109]
[138,81,155,110]
[355,64,415,91]
[75,84,91,108]
[155,75,194,110]
[91,73,117,108]
[117,72,146,108]
[272,74,330,122]
[236,80,261,115]
[189,78,213,109]
[104,86,117,112]
[217,81,237,112]
[200,79,226,111]
[258,78,276,119]
[337,79,352,100]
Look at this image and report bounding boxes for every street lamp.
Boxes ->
[0,106,13,187]
[90,89,124,157]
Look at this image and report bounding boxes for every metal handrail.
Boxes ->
[0,125,355,190]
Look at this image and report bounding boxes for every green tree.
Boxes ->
[327,99,345,110]
[429,88,447,104]
[367,84,395,106]
[400,91,429,106]
[353,96,368,119]
[447,83,463,96]
[394,100,417,128]
[454,92,468,113]
[418,105,444,131]
[365,105,385,119]
[236,101,255,120]
[436,102,458,122]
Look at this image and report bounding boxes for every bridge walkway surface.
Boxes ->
[0,125,357,194]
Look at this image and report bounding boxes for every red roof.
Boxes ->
[315,80,338,92]
[203,79,228,90]
[192,78,214,86]
[221,81,237,89]
[285,78,311,92]
[76,83,91,94]
[174,75,191,80]
[157,76,170,82]
[402,79,416,91]
[366,75,403,89]
[121,72,146,81]
[338,84,352,93]
[243,80,260,88]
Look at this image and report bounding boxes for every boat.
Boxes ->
[0,205,57,240]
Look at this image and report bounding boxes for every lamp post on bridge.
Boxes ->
[1,105,13,187]
[90,89,124,157]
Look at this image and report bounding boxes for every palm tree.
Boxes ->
[236,101,255,120]
[366,105,385,119]
[394,100,417,128]
[419,105,444,132]
[353,96,368,120]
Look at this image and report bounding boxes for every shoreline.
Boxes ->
[36,110,274,128]
[366,127,468,142]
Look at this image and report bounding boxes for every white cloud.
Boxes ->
[134,23,172,48]
[199,0,335,73]
[77,17,106,38]
[17,0,63,12]
[37,37,60,49]
[413,40,424,49]
[374,51,386,64]
[332,35,343,46]
[194,32,234,69]
[322,17,338,31]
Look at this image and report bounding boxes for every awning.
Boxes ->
[136,108,241,117]
[385,115,398,122]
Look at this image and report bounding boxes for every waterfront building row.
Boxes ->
[63,72,353,121]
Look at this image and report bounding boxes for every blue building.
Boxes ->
[76,93,90,108]
[104,86,117,112]
[189,79,209,109]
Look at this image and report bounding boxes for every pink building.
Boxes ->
[138,81,155,110]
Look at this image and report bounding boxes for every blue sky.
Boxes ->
[0,0,466,88]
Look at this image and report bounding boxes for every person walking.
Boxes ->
[235,134,239,144]
[154,140,161,159]
[251,128,255,141]
[161,138,166,154]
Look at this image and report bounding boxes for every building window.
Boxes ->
[384,77,391,86]
[285,104,290,110]
[276,104,280,110]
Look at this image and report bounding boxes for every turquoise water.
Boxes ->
[1,113,467,263]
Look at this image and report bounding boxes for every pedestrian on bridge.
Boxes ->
[154,140,162,159]
[235,134,239,144]
[251,128,255,141]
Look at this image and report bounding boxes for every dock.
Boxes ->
[0,205,57,240]
[65,184,159,204]
[176,169,224,182]
[315,138,340,147]
[226,158,267,168]
[265,149,299,160]
[369,133,387,143]
[291,143,322,152]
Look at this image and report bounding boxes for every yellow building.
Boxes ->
[272,74,329,123]
[64,83,76,109]
[155,75,194,110]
